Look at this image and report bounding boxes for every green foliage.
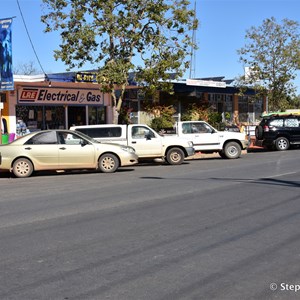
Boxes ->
[237,17,300,111]
[181,103,209,121]
[41,0,198,118]
[145,104,176,131]
[150,117,174,132]
[208,112,222,127]
[180,103,222,127]
[287,95,300,109]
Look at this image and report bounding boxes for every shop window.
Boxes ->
[88,106,106,124]
[16,105,65,131]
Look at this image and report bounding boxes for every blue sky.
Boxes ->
[1,0,300,92]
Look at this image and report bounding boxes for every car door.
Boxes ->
[128,125,163,157]
[181,122,220,151]
[57,131,96,169]
[24,131,59,169]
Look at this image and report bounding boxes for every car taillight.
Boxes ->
[263,125,269,132]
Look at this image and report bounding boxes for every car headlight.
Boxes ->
[121,146,136,153]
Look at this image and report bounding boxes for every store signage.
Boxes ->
[186,79,226,88]
[75,72,97,83]
[18,87,103,105]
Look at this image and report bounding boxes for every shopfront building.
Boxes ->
[157,79,266,125]
[1,74,266,143]
[6,78,112,136]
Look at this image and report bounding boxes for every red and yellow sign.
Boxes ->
[18,87,103,105]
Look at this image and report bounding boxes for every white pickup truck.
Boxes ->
[166,121,248,159]
[70,124,195,165]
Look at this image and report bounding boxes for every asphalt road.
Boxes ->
[0,150,299,300]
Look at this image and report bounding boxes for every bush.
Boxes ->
[208,112,222,127]
[150,117,174,132]
[181,103,209,121]
[145,104,176,131]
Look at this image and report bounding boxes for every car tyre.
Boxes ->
[99,153,119,173]
[255,126,264,140]
[223,142,241,159]
[275,137,290,151]
[166,147,184,165]
[12,158,34,178]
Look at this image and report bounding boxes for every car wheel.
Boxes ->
[166,147,184,165]
[99,153,119,173]
[275,137,290,151]
[255,126,264,139]
[12,158,34,178]
[223,142,241,159]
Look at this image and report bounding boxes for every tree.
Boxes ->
[287,94,300,109]
[41,0,198,123]
[13,61,40,75]
[237,17,300,111]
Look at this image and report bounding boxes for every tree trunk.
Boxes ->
[113,108,119,124]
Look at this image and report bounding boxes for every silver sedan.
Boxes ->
[0,130,138,178]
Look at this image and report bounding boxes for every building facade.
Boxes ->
[0,73,266,143]
[122,78,266,125]
[1,75,112,138]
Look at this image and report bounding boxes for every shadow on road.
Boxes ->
[211,177,300,188]
[0,168,135,179]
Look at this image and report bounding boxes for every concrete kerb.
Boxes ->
[186,149,248,160]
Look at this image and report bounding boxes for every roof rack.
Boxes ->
[261,111,300,117]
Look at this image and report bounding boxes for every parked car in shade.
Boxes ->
[0,130,138,178]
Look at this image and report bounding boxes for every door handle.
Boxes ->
[24,147,32,150]
[132,141,137,144]
[59,147,66,150]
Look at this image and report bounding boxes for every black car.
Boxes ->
[255,113,300,151]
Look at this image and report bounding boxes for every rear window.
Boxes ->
[284,118,299,127]
[75,127,122,138]
[269,119,284,127]
[25,131,58,144]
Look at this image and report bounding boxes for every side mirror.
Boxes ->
[80,139,88,146]
[145,133,152,140]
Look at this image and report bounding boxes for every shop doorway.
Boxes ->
[68,106,86,127]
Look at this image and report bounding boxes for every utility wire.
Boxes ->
[16,0,47,76]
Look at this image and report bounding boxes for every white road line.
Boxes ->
[264,172,297,179]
